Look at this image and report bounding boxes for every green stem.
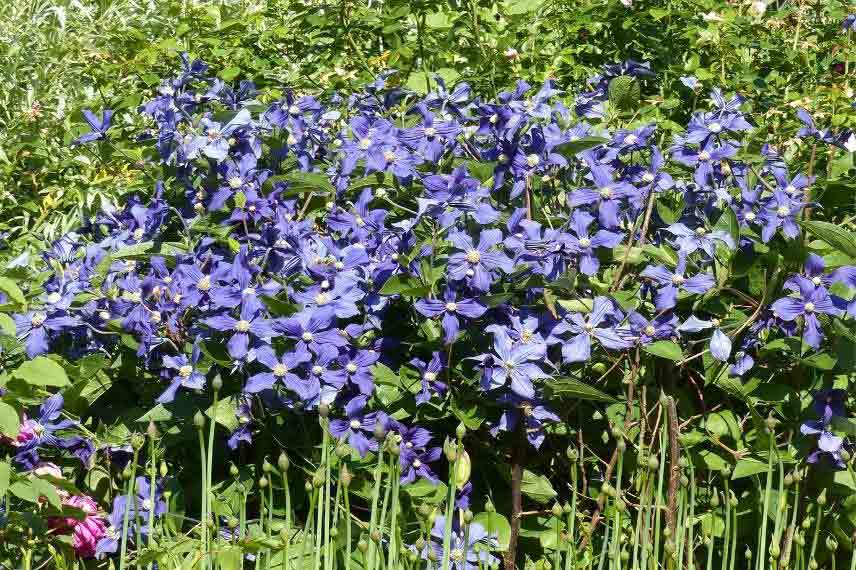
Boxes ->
[366,442,386,570]
[757,431,775,570]
[386,461,401,570]
[441,446,459,570]
[197,429,208,569]
[147,438,156,570]
[119,448,140,570]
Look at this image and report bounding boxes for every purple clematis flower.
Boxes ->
[549,296,632,363]
[410,352,447,405]
[399,445,442,485]
[72,109,113,146]
[157,343,206,403]
[490,394,560,449]
[15,394,93,470]
[421,516,499,570]
[771,278,842,349]
[414,288,487,344]
[245,344,315,400]
[677,315,732,362]
[203,303,277,360]
[447,229,513,292]
[328,395,381,457]
[472,328,550,399]
[664,222,735,257]
[563,210,624,276]
[14,311,79,358]
[640,255,715,310]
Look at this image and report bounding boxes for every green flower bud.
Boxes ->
[567,447,579,463]
[809,559,818,570]
[370,530,382,543]
[230,463,240,478]
[122,466,132,480]
[193,411,206,429]
[388,443,400,457]
[211,375,223,392]
[278,452,290,472]
[563,502,572,514]
[259,476,268,489]
[373,423,387,441]
[330,527,338,538]
[318,403,330,418]
[745,546,752,560]
[227,517,239,529]
[826,536,838,552]
[340,464,352,488]
[770,544,780,559]
[313,469,324,488]
[418,504,432,518]
[357,539,369,553]
[280,528,290,543]
[647,457,659,471]
[146,421,159,440]
[841,449,852,463]
[263,458,273,473]
[617,439,626,453]
[160,461,168,478]
[304,480,313,492]
[456,423,467,440]
[456,450,471,490]
[485,500,495,513]
[818,489,827,506]
[710,492,720,508]
[131,432,145,450]
[551,503,563,518]
[463,509,474,524]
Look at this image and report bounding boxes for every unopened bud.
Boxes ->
[826,536,838,552]
[131,433,145,450]
[159,461,168,478]
[228,517,239,529]
[456,423,467,440]
[147,421,159,440]
[357,539,368,553]
[373,423,387,441]
[841,449,851,462]
[567,447,579,463]
[313,469,324,488]
[212,375,223,392]
[552,503,563,518]
[485,500,495,513]
[122,466,132,480]
[259,476,268,489]
[263,458,273,473]
[319,403,330,418]
[456,450,472,489]
[278,453,290,472]
[230,463,240,477]
[340,465,353,488]
[818,489,827,506]
[647,457,659,470]
[193,411,206,429]
[463,509,474,523]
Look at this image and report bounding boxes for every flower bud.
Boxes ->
[228,517,239,529]
[418,503,432,518]
[456,422,467,440]
[388,443,400,457]
[710,492,720,508]
[826,536,838,552]
[770,544,780,559]
[212,375,223,392]
[313,469,325,488]
[304,480,313,492]
[357,539,368,553]
[122,466,132,480]
[330,527,338,538]
[745,546,752,560]
[373,423,387,441]
[318,403,330,418]
[765,413,777,433]
[147,421,159,440]
[230,463,240,478]
[720,465,732,478]
[160,461,168,478]
[566,447,579,463]
[659,391,668,407]
[841,449,852,463]
[193,411,206,430]
[415,537,426,550]
[335,444,350,458]
[617,439,626,453]
[371,530,382,543]
[552,503,563,518]
[263,458,273,473]
[463,509,474,524]
[131,433,145,450]
[280,528,290,543]
[563,502,571,514]
[784,474,793,487]
[485,500,495,513]
[818,489,827,506]
[278,452,290,472]
[456,450,471,490]
[647,457,659,470]
[259,476,268,489]
[340,465,353,488]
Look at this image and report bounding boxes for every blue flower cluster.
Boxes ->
[10,54,856,480]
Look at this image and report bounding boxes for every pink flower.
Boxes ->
[49,495,107,559]
[15,416,39,446]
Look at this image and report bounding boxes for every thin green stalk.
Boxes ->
[344,480,353,570]
[147,436,156,570]
[366,441,386,570]
[809,498,825,569]
[323,429,334,570]
[686,463,696,570]
[302,487,318,568]
[206,387,218,567]
[653,421,668,570]
[385,461,401,570]
[565,461,578,570]
[721,481,731,570]
[119,448,140,570]
[596,522,611,570]
[267,479,274,570]
[757,430,775,570]
[314,430,329,570]
[197,428,208,569]
[441,445,459,570]
[611,448,625,570]
[675,483,687,570]
[728,489,737,570]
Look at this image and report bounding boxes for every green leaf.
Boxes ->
[9,480,36,502]
[555,136,608,159]
[474,512,511,550]
[0,461,9,497]
[264,171,335,196]
[0,401,20,437]
[731,457,768,479]
[544,377,618,403]
[799,220,856,259]
[0,277,25,306]
[608,76,640,111]
[643,340,683,361]
[521,470,557,504]
[801,351,836,370]
[714,207,740,245]
[505,0,546,14]
[13,356,70,387]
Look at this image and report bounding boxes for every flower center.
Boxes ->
[355,216,366,227]
[273,364,288,377]
[122,291,142,303]
[413,459,422,468]
[812,276,822,286]
[383,150,396,162]
[445,302,457,312]
[242,287,256,296]
[302,332,314,341]
[671,274,685,285]
[424,372,437,382]
[466,249,481,263]
[451,548,465,562]
[46,292,62,304]
[804,302,815,313]
[709,122,722,133]
[346,363,358,373]
[784,184,797,194]
[642,172,655,183]
[776,205,789,217]
[197,275,211,291]
[489,114,498,124]
[228,176,242,189]
[235,320,251,332]
[312,365,324,375]
[698,150,711,161]
[30,312,47,327]
[526,154,540,167]
[288,104,301,115]
[521,329,533,342]
[178,365,193,378]
[644,325,656,336]
[358,138,372,150]
[599,187,613,199]
[625,134,638,144]
[315,292,331,305]
[424,127,436,137]
[142,499,153,512]
[349,419,361,430]
[578,237,591,248]
[695,227,707,236]
[207,128,221,141]
[745,212,756,221]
